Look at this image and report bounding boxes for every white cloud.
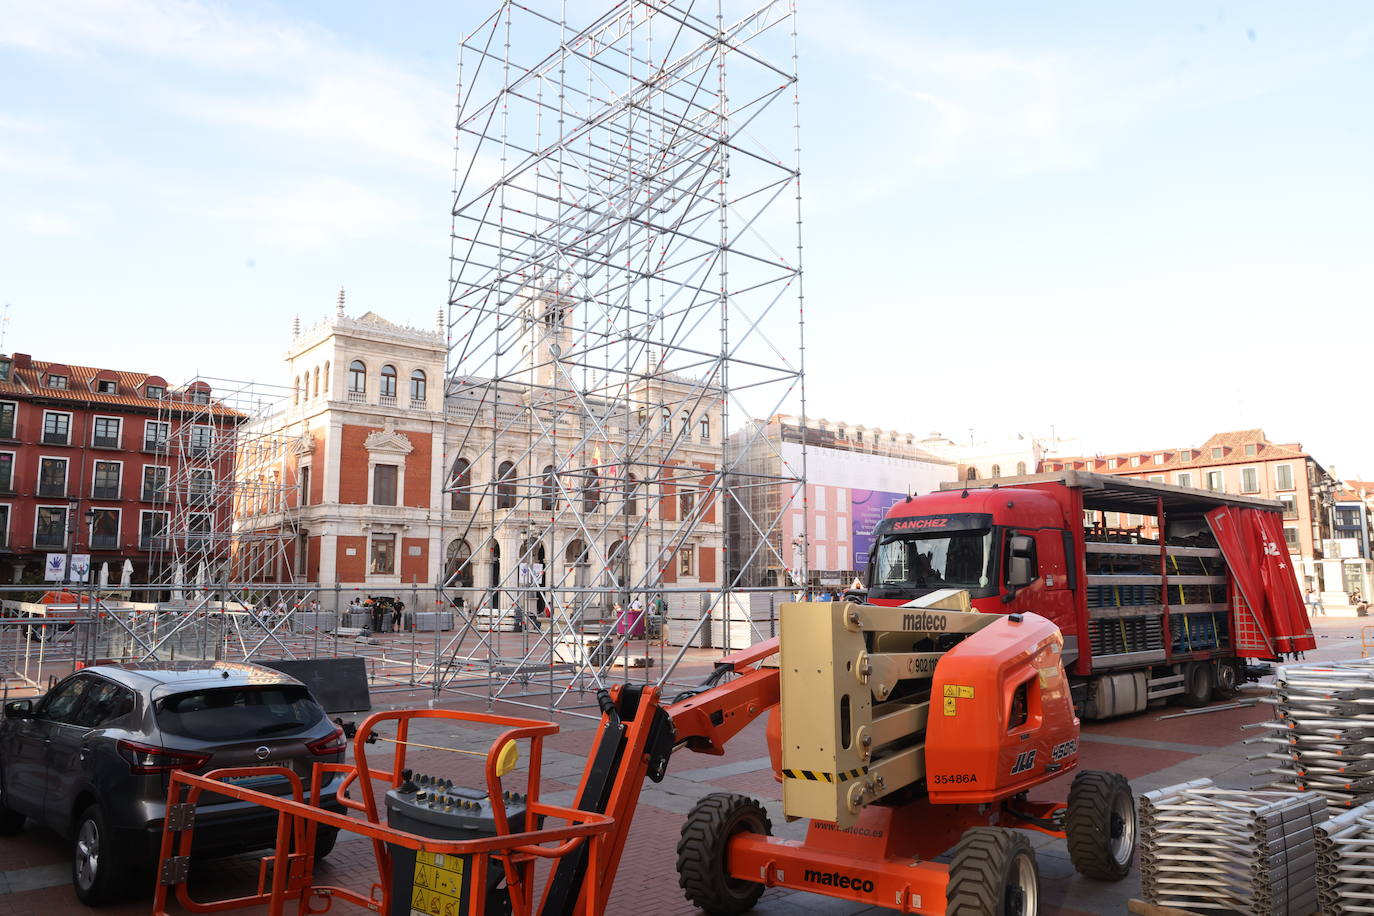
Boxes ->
[22,212,74,235]
[0,0,453,172]
[208,177,416,249]
[804,4,1373,180]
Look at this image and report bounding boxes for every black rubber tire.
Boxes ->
[677,793,771,916]
[1178,661,1213,708]
[946,827,1039,916]
[72,803,132,906]
[0,773,25,836]
[1065,771,1136,881]
[314,825,339,860]
[1211,660,1241,701]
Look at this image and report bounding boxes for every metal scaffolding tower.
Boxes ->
[440,0,807,713]
[148,378,302,593]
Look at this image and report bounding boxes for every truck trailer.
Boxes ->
[858,470,1315,718]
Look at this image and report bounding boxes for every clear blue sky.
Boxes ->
[2,1,1370,475]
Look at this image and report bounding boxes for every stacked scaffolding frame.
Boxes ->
[438,0,807,714]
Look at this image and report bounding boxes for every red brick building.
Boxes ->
[1044,428,1337,589]
[0,353,240,585]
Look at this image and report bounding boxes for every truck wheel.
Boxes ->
[677,793,771,916]
[946,827,1038,916]
[1065,771,1136,880]
[1211,660,1241,701]
[1178,661,1213,708]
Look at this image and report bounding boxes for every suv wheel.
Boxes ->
[72,804,131,906]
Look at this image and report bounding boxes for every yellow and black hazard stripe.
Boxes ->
[781,767,868,783]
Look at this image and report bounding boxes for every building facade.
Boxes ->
[236,302,724,611]
[1331,481,1374,599]
[1045,429,1337,590]
[727,415,957,589]
[0,353,239,585]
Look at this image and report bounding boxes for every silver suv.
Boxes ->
[0,661,348,905]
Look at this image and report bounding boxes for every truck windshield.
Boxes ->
[871,530,994,592]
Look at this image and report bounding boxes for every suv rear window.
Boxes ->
[155,686,324,740]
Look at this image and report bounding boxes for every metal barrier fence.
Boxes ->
[0,583,795,714]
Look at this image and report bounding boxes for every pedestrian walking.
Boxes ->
[1306,588,1324,617]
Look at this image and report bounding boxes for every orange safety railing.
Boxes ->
[1362,626,1374,658]
[152,708,615,916]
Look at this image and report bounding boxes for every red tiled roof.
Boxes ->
[1,354,242,420]
[1047,430,1309,474]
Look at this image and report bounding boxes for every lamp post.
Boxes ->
[63,497,79,586]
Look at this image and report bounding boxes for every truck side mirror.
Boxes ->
[1007,535,1035,587]
[4,699,33,719]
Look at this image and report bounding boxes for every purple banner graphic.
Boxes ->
[851,489,908,569]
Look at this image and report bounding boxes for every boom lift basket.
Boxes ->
[152,708,616,916]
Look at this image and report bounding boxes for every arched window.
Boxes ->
[450,457,471,511]
[312,366,320,399]
[323,361,330,392]
[699,417,710,441]
[446,539,473,589]
[661,407,671,434]
[680,484,695,517]
[541,465,556,511]
[991,464,1001,478]
[565,539,588,566]
[626,473,638,516]
[496,460,517,509]
[293,376,300,405]
[582,467,600,513]
[380,364,397,398]
[1016,461,1027,476]
[410,369,426,402]
[966,466,978,481]
[348,360,366,393]
[680,412,691,437]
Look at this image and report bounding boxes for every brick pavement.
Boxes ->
[1,617,1368,915]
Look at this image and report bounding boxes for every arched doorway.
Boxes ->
[520,537,548,618]
[565,538,589,623]
[608,538,630,594]
[489,540,502,608]
[446,539,473,588]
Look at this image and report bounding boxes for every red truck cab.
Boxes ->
[861,471,1314,718]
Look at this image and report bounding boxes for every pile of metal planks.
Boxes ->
[1315,803,1374,915]
[1254,659,1374,809]
[1140,778,1325,915]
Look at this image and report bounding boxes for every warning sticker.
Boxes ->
[942,684,974,716]
[412,850,465,916]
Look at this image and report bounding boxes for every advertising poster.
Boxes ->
[44,553,67,582]
[70,554,92,583]
[850,489,908,569]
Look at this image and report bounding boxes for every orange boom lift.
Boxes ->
[153,592,1134,916]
